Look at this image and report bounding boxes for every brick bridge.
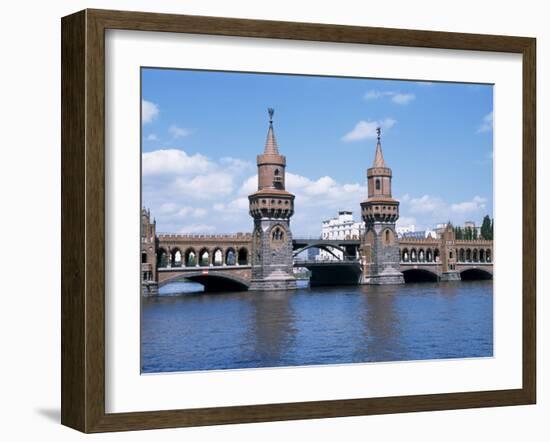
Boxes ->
[140,110,493,295]
[141,218,493,294]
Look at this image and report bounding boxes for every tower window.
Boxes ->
[272,226,284,242]
[384,229,393,245]
[375,179,381,190]
[273,168,283,189]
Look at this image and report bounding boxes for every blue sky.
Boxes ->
[141,68,493,235]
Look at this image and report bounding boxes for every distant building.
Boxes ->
[321,211,364,240]
[424,228,437,239]
[397,224,437,239]
[464,220,482,236]
[320,211,364,260]
[401,231,425,239]
[307,247,319,261]
[396,224,416,237]
[436,220,481,238]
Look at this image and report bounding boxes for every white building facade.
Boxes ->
[319,211,364,260]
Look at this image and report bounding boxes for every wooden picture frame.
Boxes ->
[61,8,536,433]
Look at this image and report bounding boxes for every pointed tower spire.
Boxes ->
[264,107,279,155]
[372,127,386,167]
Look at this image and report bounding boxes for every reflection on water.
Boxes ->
[141,281,493,373]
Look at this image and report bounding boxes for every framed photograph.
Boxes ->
[61,9,536,433]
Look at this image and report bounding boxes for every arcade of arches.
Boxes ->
[400,246,492,264]
[156,246,250,268]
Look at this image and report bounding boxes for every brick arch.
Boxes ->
[382,228,395,245]
[225,247,236,266]
[237,247,249,265]
[170,247,183,267]
[159,270,250,291]
[402,268,438,282]
[426,248,433,262]
[184,248,197,267]
[157,247,168,267]
[198,248,210,266]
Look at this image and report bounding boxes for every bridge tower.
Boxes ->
[248,108,297,290]
[439,222,461,281]
[141,207,159,295]
[360,128,405,284]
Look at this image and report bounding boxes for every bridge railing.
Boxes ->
[293,235,363,241]
[294,256,359,264]
[157,232,252,239]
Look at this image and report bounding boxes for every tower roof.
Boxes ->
[264,107,279,155]
[372,127,386,167]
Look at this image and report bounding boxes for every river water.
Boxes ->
[141,280,493,373]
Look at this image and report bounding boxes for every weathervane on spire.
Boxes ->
[376,126,381,142]
[268,107,275,124]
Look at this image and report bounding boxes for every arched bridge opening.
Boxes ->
[299,262,362,286]
[460,268,493,281]
[293,243,347,260]
[293,243,359,262]
[159,272,249,292]
[402,268,439,283]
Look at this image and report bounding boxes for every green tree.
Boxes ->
[480,215,492,240]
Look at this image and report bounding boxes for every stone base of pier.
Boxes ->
[440,271,461,282]
[362,272,405,285]
[141,281,159,296]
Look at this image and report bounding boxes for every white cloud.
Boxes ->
[142,147,490,236]
[405,194,488,216]
[295,175,337,196]
[169,125,192,139]
[397,216,417,227]
[146,133,158,141]
[477,112,493,133]
[286,172,367,209]
[238,175,258,196]
[398,194,490,230]
[142,149,213,176]
[174,206,207,218]
[157,202,178,214]
[220,157,254,174]
[342,118,396,142]
[451,196,487,214]
[408,195,445,214]
[211,197,249,213]
[142,99,159,123]
[364,90,390,100]
[237,172,367,217]
[178,224,216,234]
[174,172,234,199]
[364,90,415,105]
[391,93,416,105]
